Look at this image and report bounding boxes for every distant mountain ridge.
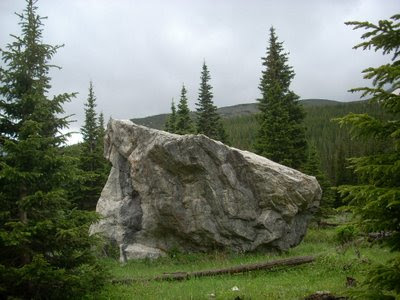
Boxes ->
[131,99,346,130]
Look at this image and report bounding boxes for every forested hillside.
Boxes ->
[132,99,393,188]
[224,100,393,187]
[131,99,339,129]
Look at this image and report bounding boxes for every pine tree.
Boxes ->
[98,111,106,143]
[96,111,110,189]
[0,1,106,298]
[195,62,228,142]
[254,27,307,169]
[78,82,107,210]
[164,99,177,133]
[81,81,99,171]
[302,144,335,220]
[336,14,400,298]
[175,84,194,134]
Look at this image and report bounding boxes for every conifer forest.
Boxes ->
[0,1,399,299]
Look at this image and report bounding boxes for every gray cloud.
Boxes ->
[1,0,399,143]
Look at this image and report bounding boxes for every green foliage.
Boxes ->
[98,112,105,141]
[223,114,258,151]
[221,101,391,191]
[164,99,177,133]
[302,143,321,175]
[175,84,195,134]
[303,143,335,218]
[336,225,359,244]
[81,81,98,165]
[336,14,400,298]
[77,82,109,210]
[305,101,391,188]
[254,27,307,169]
[0,1,106,298]
[97,112,110,174]
[195,62,228,143]
[362,256,400,297]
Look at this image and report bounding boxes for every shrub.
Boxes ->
[336,225,359,244]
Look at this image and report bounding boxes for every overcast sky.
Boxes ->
[0,0,399,143]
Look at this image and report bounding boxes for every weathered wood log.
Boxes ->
[367,231,392,241]
[318,221,340,227]
[112,255,315,284]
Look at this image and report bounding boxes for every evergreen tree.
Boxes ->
[78,82,107,210]
[0,1,105,298]
[96,111,110,187]
[254,27,307,169]
[195,62,228,142]
[98,111,106,143]
[81,81,99,171]
[175,84,194,134]
[336,14,400,298]
[164,99,177,133]
[302,144,335,219]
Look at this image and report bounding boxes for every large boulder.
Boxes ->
[90,120,321,261]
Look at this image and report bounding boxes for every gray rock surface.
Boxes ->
[90,120,321,261]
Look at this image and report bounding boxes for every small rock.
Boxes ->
[123,243,166,260]
[231,286,240,292]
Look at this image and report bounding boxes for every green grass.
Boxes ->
[95,225,395,299]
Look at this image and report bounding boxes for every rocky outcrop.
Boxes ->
[90,120,321,261]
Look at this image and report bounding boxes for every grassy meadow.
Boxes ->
[96,220,395,300]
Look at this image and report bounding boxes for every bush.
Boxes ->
[336,225,359,244]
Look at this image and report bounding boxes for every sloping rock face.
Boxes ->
[90,120,321,261]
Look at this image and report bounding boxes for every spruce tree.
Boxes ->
[254,27,307,169]
[0,1,105,298]
[336,14,400,298]
[164,99,177,133]
[79,82,107,210]
[302,144,335,220]
[195,62,228,142]
[96,112,110,190]
[175,84,194,134]
[98,111,106,143]
[81,81,98,171]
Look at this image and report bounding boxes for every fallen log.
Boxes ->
[318,221,340,227]
[367,231,392,241]
[112,255,315,284]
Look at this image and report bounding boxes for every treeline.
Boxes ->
[223,100,393,188]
